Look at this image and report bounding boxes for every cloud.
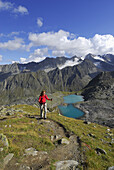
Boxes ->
[0,54,2,61]
[13,5,28,15]
[0,37,26,50]
[0,32,20,38]
[37,17,43,27]
[0,0,28,15]
[1,29,114,64]
[28,30,114,57]
[0,0,13,10]
[20,48,48,63]
[52,50,65,57]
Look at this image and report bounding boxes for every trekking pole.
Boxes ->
[51,99,52,120]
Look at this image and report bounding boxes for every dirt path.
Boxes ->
[4,118,84,170]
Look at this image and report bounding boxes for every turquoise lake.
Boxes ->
[58,95,84,119]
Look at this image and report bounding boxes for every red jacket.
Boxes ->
[38,95,50,104]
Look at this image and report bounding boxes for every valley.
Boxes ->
[0,54,114,169]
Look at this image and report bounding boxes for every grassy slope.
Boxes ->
[0,104,114,169]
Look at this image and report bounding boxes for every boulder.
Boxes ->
[0,148,3,152]
[19,164,31,170]
[25,147,38,156]
[60,138,70,145]
[83,121,91,124]
[88,133,96,138]
[56,160,79,170]
[4,153,14,166]
[96,148,107,155]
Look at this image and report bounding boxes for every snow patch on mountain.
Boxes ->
[94,62,101,67]
[93,56,105,62]
[58,57,82,69]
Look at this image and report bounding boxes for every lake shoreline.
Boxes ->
[58,94,86,119]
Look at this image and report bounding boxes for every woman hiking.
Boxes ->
[38,90,52,119]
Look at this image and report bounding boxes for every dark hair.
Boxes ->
[40,90,45,96]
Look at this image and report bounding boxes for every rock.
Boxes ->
[83,121,91,124]
[25,147,38,156]
[6,112,13,116]
[107,128,110,132]
[108,166,114,170]
[4,153,14,166]
[19,164,31,170]
[111,138,114,144]
[51,135,61,141]
[51,136,54,141]
[25,148,48,157]
[0,133,9,147]
[56,160,79,170]
[60,138,70,145]
[88,133,96,138]
[0,148,3,152]
[96,148,107,155]
[55,135,61,140]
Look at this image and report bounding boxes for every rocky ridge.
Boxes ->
[75,71,114,127]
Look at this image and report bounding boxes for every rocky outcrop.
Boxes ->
[82,71,114,101]
[75,71,114,127]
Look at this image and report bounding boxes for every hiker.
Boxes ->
[38,90,52,119]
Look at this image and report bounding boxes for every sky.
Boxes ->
[0,0,114,64]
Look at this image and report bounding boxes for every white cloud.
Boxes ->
[13,5,28,15]
[20,48,48,63]
[20,58,26,63]
[91,34,114,54]
[0,0,28,15]
[0,0,13,10]
[0,54,2,61]
[28,30,114,57]
[0,32,20,38]
[37,17,43,27]
[52,50,65,57]
[1,29,114,64]
[0,37,26,50]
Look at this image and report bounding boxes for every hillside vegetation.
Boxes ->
[0,104,113,170]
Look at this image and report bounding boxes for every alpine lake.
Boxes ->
[58,94,84,119]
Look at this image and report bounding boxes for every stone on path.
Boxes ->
[25,148,48,156]
[60,138,70,145]
[25,147,38,156]
[0,148,3,152]
[4,153,14,166]
[19,164,31,170]
[56,160,79,170]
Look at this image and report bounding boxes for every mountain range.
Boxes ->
[0,54,114,74]
[0,53,114,105]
